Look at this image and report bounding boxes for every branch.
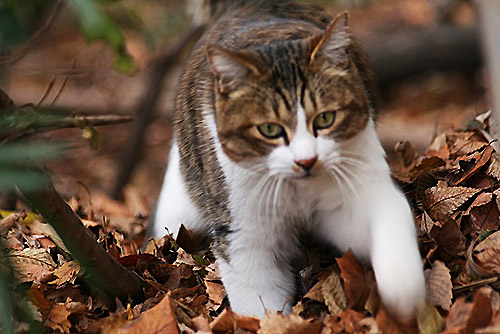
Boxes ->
[18,173,145,304]
[1,112,133,142]
[111,24,205,199]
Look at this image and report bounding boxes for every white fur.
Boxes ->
[153,142,203,238]
[155,103,426,319]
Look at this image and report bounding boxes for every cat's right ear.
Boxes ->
[206,45,267,94]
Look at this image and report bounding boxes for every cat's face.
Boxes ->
[207,13,371,179]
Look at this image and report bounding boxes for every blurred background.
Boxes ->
[0,0,489,213]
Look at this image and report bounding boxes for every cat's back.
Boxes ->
[205,1,331,49]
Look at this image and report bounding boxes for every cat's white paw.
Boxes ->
[373,248,426,320]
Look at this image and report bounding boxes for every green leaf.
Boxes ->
[0,142,65,165]
[0,167,50,191]
[66,0,135,73]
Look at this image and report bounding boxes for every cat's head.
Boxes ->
[206,12,374,178]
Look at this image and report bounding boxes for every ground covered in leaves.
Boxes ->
[2,111,500,333]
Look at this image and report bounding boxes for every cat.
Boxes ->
[152,0,426,320]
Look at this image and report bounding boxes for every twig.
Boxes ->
[111,24,205,199]
[36,76,57,109]
[2,114,134,142]
[49,63,75,108]
[18,173,145,304]
[453,277,499,293]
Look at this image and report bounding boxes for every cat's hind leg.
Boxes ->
[151,142,205,239]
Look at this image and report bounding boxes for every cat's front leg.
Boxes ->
[362,181,426,320]
[319,177,425,320]
[215,226,296,317]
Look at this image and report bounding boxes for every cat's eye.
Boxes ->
[257,123,285,139]
[313,111,336,130]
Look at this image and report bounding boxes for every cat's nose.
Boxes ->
[294,156,318,171]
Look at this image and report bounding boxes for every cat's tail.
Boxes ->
[187,0,277,26]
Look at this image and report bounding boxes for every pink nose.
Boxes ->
[294,156,318,171]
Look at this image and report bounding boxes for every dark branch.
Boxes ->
[18,173,145,304]
[111,25,205,199]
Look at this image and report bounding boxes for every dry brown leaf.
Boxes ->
[211,308,236,333]
[205,281,226,305]
[429,219,466,259]
[447,131,487,158]
[464,192,493,215]
[191,315,211,332]
[330,309,369,333]
[45,303,72,333]
[486,152,500,180]
[423,181,480,222]
[49,260,81,288]
[425,261,453,311]
[9,248,57,283]
[117,294,179,334]
[259,312,323,334]
[467,231,500,278]
[336,250,369,310]
[444,297,472,332]
[464,288,493,334]
[452,146,494,185]
[321,269,347,315]
[470,201,500,235]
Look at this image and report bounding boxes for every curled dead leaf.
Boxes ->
[466,231,500,278]
[425,261,453,311]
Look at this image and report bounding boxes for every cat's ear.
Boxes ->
[206,45,267,94]
[309,11,350,66]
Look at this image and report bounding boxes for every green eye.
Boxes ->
[313,111,336,130]
[257,123,285,139]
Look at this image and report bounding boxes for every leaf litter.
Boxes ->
[4,111,500,333]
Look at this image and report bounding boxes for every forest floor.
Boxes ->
[1,0,499,333]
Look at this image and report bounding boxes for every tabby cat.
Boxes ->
[153,0,425,319]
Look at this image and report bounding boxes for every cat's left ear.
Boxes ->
[206,45,268,94]
[309,11,350,66]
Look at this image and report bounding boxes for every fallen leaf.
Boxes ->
[466,231,500,278]
[487,153,500,180]
[423,181,480,222]
[336,250,369,310]
[417,303,444,334]
[259,312,322,334]
[49,260,81,288]
[206,281,226,305]
[45,303,72,333]
[117,294,179,334]
[452,146,494,185]
[444,297,472,332]
[425,261,453,311]
[321,268,347,315]
[8,248,57,283]
[464,288,493,334]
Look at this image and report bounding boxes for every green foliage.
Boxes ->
[0,0,52,51]
[66,0,135,73]
[0,142,64,191]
